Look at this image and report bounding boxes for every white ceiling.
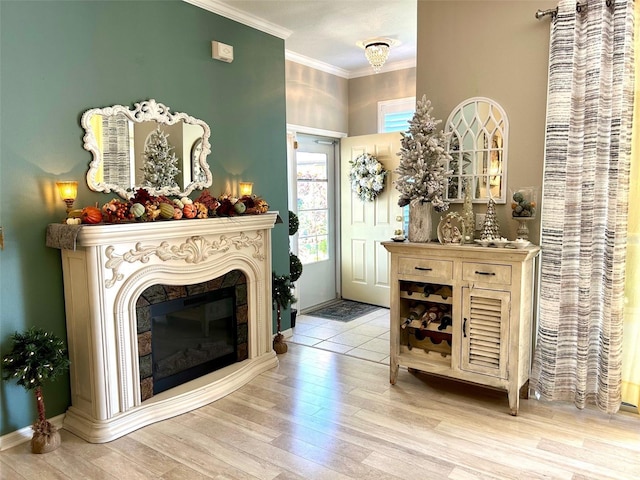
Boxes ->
[188,0,417,78]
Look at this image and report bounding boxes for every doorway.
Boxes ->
[291,133,338,311]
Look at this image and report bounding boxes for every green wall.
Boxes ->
[0,0,289,436]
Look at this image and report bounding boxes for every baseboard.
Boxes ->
[300,299,340,314]
[273,328,293,339]
[0,414,65,451]
[620,402,639,414]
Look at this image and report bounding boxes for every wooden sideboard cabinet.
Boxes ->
[382,241,540,415]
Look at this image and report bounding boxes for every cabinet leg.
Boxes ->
[519,380,530,399]
[390,362,399,385]
[508,388,520,416]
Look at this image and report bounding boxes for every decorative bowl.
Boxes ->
[492,239,510,248]
[474,239,491,247]
[391,236,406,242]
[512,239,530,249]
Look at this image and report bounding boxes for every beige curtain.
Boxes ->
[621,1,640,413]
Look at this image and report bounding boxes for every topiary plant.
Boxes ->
[272,273,296,354]
[288,211,303,328]
[288,209,299,236]
[289,210,303,283]
[2,327,70,453]
[272,211,304,352]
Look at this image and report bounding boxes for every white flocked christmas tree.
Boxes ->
[395,95,452,212]
[141,127,180,189]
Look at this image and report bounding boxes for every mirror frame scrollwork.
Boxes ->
[444,97,508,204]
[82,99,212,199]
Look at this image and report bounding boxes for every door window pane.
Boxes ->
[297,152,330,265]
[298,234,329,264]
[297,155,327,180]
[297,181,327,210]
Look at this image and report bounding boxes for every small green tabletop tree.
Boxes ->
[272,273,296,354]
[2,327,70,453]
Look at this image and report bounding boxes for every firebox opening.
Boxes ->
[151,286,237,395]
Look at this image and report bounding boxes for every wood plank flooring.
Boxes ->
[1,343,639,479]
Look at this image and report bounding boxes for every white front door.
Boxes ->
[340,133,403,307]
[293,134,338,310]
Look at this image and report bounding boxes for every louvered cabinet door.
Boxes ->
[460,288,510,379]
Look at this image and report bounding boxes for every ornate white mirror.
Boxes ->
[82,99,212,199]
[444,97,508,203]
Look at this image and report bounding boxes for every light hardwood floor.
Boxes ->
[1,342,639,480]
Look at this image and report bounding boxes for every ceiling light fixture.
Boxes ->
[365,42,390,73]
[358,38,398,74]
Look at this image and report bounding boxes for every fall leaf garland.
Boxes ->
[67,188,270,225]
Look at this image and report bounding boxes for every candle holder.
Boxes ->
[55,181,78,214]
[239,182,253,196]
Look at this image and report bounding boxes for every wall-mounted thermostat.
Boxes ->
[212,41,234,63]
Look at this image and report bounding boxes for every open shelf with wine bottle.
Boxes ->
[399,281,453,360]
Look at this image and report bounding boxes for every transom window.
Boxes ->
[378,97,416,133]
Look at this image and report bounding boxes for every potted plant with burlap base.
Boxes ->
[272,273,296,354]
[2,327,70,453]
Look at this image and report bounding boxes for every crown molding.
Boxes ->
[349,58,417,79]
[285,51,416,80]
[285,51,350,79]
[183,0,292,39]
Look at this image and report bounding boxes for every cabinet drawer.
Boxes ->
[398,257,453,280]
[462,262,512,285]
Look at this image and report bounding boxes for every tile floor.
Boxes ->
[289,306,391,365]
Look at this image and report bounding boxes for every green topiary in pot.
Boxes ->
[289,210,303,282]
[2,327,70,453]
[288,211,303,327]
[272,273,296,354]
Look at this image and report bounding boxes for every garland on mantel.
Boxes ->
[64,188,269,225]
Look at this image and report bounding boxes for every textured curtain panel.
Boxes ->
[531,0,636,414]
[621,5,640,413]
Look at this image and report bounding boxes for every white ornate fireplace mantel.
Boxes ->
[51,213,279,443]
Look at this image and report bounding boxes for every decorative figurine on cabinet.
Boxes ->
[438,212,465,244]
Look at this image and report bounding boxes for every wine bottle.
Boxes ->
[438,286,452,300]
[438,314,453,331]
[423,284,436,296]
[401,303,426,329]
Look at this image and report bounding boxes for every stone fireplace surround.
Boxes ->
[55,213,278,443]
